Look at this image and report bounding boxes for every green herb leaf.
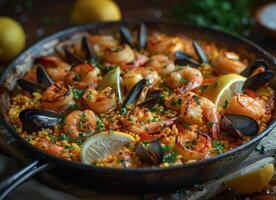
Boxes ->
[163,151,178,163]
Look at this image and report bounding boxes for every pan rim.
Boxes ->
[0,19,275,173]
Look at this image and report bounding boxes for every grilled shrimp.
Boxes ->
[212,52,246,75]
[82,86,117,114]
[35,138,65,157]
[226,93,266,120]
[180,92,221,139]
[89,35,118,57]
[165,66,203,92]
[41,81,74,111]
[103,45,135,64]
[176,126,211,161]
[36,56,71,81]
[124,107,173,135]
[65,63,101,89]
[146,54,176,76]
[147,33,185,55]
[63,110,97,140]
[123,67,160,91]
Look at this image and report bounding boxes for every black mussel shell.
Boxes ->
[17,79,45,94]
[122,79,147,108]
[145,90,162,99]
[36,65,53,88]
[137,96,160,108]
[81,36,97,62]
[242,70,275,91]
[119,26,134,49]
[64,47,84,65]
[138,23,147,50]
[19,109,63,133]
[221,114,259,138]
[175,51,193,60]
[135,140,164,165]
[192,40,209,64]
[174,58,200,67]
[240,59,269,77]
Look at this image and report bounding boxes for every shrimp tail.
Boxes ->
[211,123,220,139]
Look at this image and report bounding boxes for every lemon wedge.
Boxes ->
[202,74,246,109]
[71,0,122,24]
[0,17,25,61]
[80,131,134,164]
[225,159,274,194]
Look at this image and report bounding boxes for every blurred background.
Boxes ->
[0,0,275,66]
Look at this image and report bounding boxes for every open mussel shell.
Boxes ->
[135,140,164,165]
[145,90,162,99]
[174,51,200,67]
[119,26,134,49]
[64,47,84,66]
[192,40,209,64]
[36,65,53,88]
[242,70,275,91]
[136,95,160,108]
[19,109,63,133]
[138,23,147,50]
[221,114,259,138]
[81,36,97,62]
[17,79,45,94]
[121,79,147,108]
[240,59,269,77]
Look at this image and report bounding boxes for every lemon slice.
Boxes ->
[80,131,134,164]
[224,158,274,194]
[202,74,246,109]
[71,0,122,24]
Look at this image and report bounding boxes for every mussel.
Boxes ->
[135,140,164,165]
[17,65,53,94]
[19,109,63,133]
[121,79,147,108]
[119,26,134,49]
[221,114,259,138]
[240,59,269,77]
[174,40,208,67]
[138,23,147,50]
[81,36,97,62]
[242,70,275,91]
[64,47,84,65]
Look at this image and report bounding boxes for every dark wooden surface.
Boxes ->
[0,0,276,199]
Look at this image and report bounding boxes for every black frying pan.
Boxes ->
[0,19,275,200]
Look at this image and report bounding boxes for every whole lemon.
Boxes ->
[0,17,26,62]
[71,0,122,24]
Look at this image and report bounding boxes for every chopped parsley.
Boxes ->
[59,134,72,142]
[223,100,229,109]
[162,144,173,151]
[200,85,208,93]
[121,107,128,114]
[72,87,85,99]
[212,140,225,154]
[95,120,105,132]
[170,98,182,106]
[68,104,78,112]
[73,73,81,81]
[48,134,57,142]
[183,123,190,129]
[119,159,126,167]
[192,95,200,105]
[86,95,93,100]
[163,151,178,163]
[75,137,83,145]
[65,145,75,150]
[207,122,214,127]
[79,132,93,137]
[180,77,189,83]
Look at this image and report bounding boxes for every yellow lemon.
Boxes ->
[71,0,122,24]
[0,17,25,62]
[202,74,246,109]
[225,163,274,194]
[80,131,134,164]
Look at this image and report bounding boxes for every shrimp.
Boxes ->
[63,110,97,140]
[212,52,246,75]
[82,86,117,114]
[65,63,101,89]
[180,92,221,139]
[124,107,173,135]
[89,35,118,57]
[147,33,185,55]
[41,81,74,111]
[165,66,203,92]
[226,93,266,120]
[146,54,176,76]
[35,137,65,157]
[175,126,211,161]
[164,93,182,111]
[123,67,160,91]
[103,45,135,64]
[36,56,71,81]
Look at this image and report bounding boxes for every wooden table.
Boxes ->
[0,0,276,199]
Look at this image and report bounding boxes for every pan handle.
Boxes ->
[0,160,54,200]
